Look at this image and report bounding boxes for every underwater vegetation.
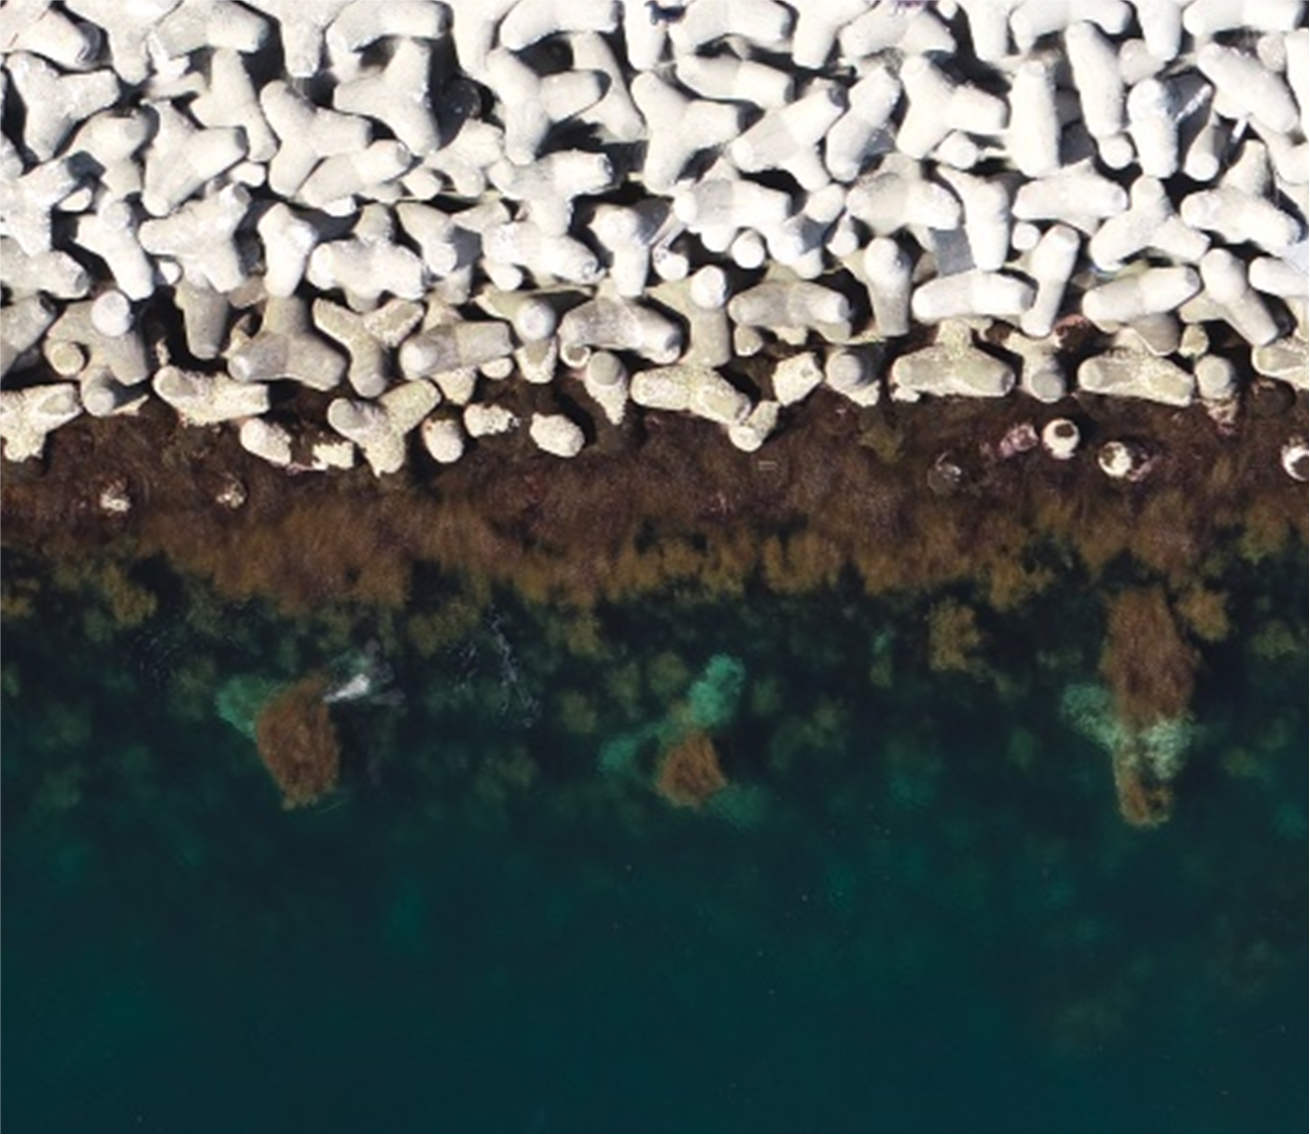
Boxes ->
[252,673,341,810]
[1100,586,1199,729]
[0,381,1305,827]
[2,499,1305,1073]
[1,388,1303,616]
[596,652,749,814]
[655,730,728,809]
[1092,585,1202,825]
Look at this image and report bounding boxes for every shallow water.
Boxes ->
[2,563,1305,1133]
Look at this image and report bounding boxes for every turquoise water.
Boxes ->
[2,569,1305,1132]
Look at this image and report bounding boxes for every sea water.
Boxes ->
[2,560,1305,1132]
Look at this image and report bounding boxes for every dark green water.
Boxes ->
[2,567,1305,1132]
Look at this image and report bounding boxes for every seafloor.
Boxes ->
[1,385,1306,1132]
